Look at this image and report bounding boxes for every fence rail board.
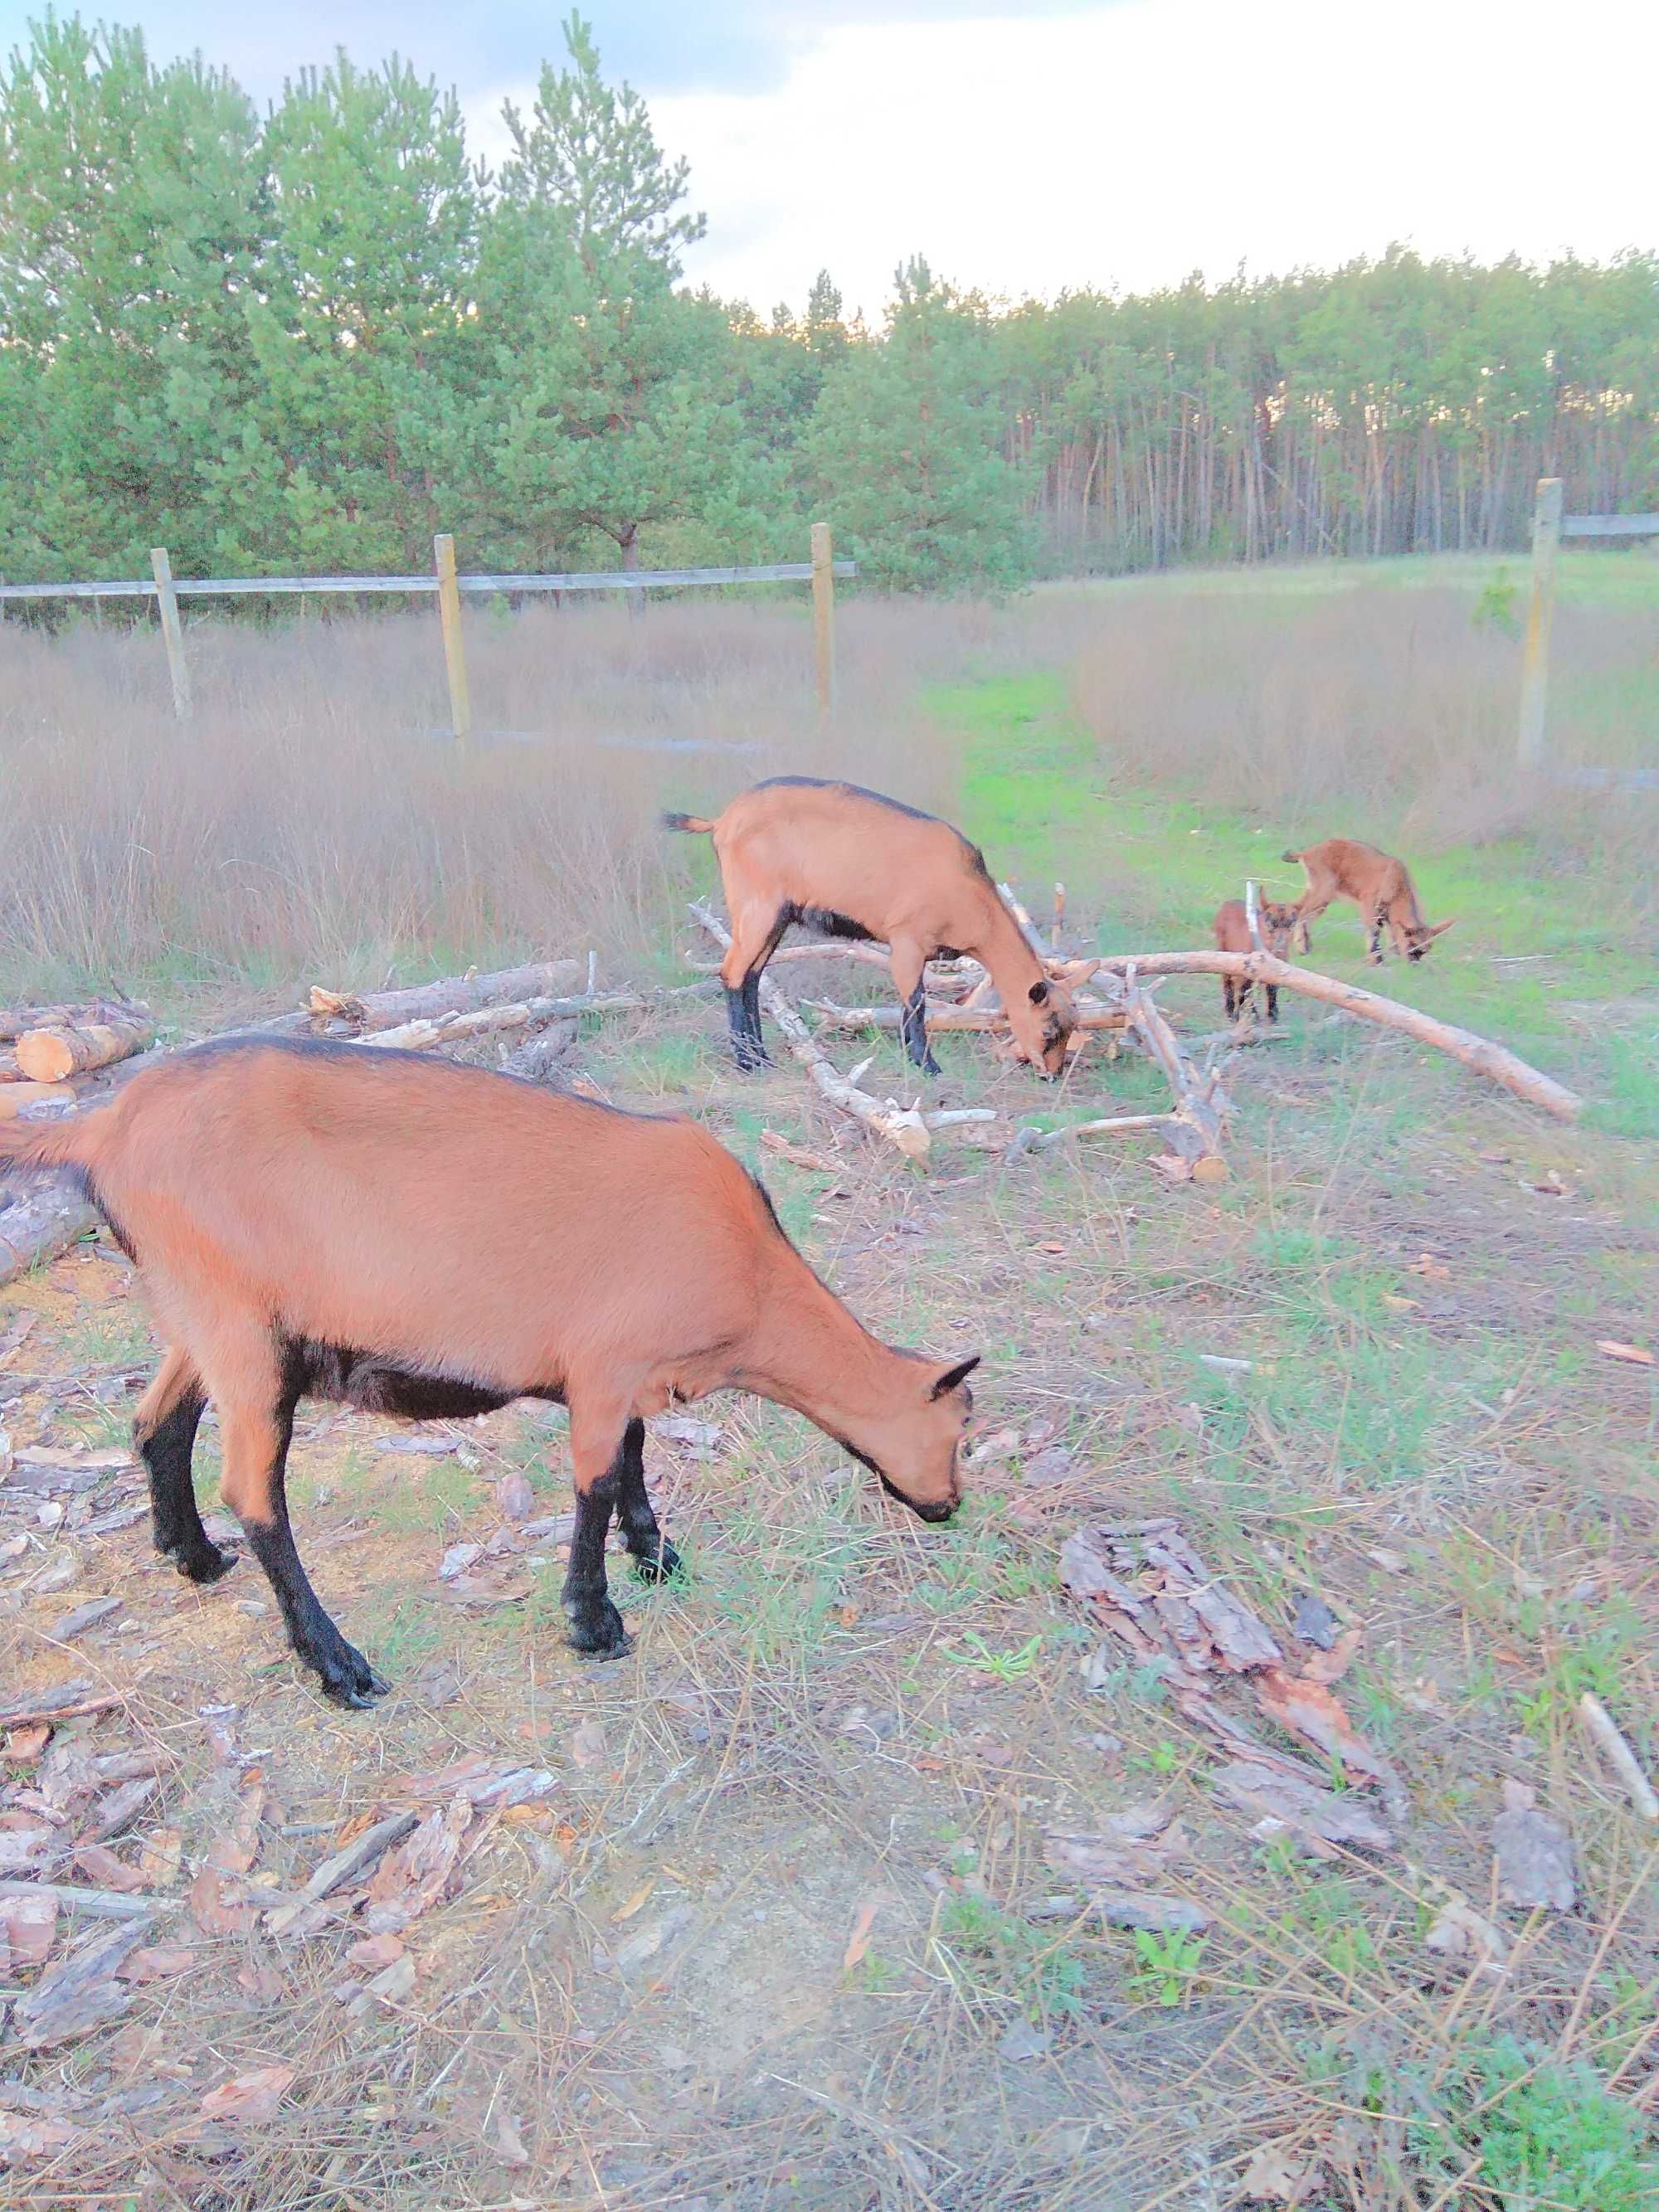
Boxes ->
[1561,513,1659,538]
[0,560,857,603]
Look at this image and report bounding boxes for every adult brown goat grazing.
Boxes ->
[1283,839,1455,964]
[0,1041,978,1705]
[664,778,1076,1077]
[1211,895,1302,1023]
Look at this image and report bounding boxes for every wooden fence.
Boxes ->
[1519,479,1659,775]
[0,527,856,740]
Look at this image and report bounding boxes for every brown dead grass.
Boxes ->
[0,597,989,1004]
[1059,580,1659,883]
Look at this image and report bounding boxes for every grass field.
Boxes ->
[1,556,1656,2208]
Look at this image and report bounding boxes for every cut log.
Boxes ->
[0,1002,131,1043]
[1081,950,1581,1121]
[691,902,937,1164]
[15,1016,156,1084]
[306,960,581,1034]
[0,1082,75,1121]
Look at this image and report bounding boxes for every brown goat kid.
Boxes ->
[664,778,1076,1076]
[1283,839,1455,964]
[1211,896,1301,1023]
[0,1042,979,1705]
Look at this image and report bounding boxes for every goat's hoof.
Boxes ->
[632,1538,683,1585]
[567,1597,631,1657]
[920,1057,943,1077]
[168,1539,236,1585]
[313,1641,389,1708]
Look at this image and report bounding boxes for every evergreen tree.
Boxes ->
[805,258,1031,592]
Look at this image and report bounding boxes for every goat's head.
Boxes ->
[1404,916,1457,962]
[1005,975,1078,1078]
[1258,899,1301,956]
[851,1354,979,1523]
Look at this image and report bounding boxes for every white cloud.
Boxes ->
[472,0,1658,320]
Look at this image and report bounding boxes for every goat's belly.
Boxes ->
[285,1338,529,1420]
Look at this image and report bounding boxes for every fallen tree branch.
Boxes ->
[691,902,937,1164]
[0,1082,75,1121]
[0,1877,178,1923]
[306,959,582,1034]
[362,990,645,1053]
[1011,1114,1174,1157]
[0,1184,100,1286]
[1118,963,1232,1180]
[806,998,1127,1035]
[1079,950,1581,1120]
[1578,1694,1659,1822]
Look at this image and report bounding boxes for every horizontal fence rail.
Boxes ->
[0,532,854,740]
[1560,513,1659,539]
[0,560,856,602]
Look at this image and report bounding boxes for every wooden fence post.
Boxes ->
[1517,477,1563,770]
[433,533,472,744]
[149,547,191,721]
[811,522,836,719]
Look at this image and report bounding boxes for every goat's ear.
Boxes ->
[1028,980,1050,1006]
[931,1354,981,1400]
[1428,917,1457,938]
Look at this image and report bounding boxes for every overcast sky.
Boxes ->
[2,2,1653,319]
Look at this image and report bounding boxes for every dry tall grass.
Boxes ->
[1062,580,1659,883]
[0,597,985,1003]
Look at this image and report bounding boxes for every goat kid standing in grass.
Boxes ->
[664,777,1078,1077]
[0,1042,979,1706]
[1283,838,1455,964]
[1211,895,1302,1023]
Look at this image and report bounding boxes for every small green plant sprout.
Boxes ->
[1473,569,1520,636]
[1128,1926,1207,2009]
[944,1631,1044,1681]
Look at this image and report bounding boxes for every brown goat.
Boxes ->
[0,1041,978,1704]
[1283,839,1455,964]
[664,778,1076,1077]
[1211,896,1301,1023]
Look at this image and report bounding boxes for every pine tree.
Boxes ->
[805,258,1031,592]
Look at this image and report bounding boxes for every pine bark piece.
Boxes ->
[14,1017,156,1084]
[14,1919,147,2049]
[264,1808,419,1936]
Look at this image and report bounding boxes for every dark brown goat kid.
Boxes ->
[1283,838,1455,964]
[0,1043,978,1705]
[1211,895,1302,1023]
[665,777,1076,1076]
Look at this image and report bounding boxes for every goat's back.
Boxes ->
[80,1040,775,1390]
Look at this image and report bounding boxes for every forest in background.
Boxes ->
[1,11,1656,596]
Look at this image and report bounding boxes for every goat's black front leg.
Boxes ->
[1265,983,1279,1023]
[1366,908,1385,964]
[614,1417,682,1583]
[562,1441,630,1657]
[900,980,941,1075]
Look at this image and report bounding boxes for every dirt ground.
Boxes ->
[2,967,1657,2210]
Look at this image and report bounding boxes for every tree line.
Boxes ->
[1,12,1654,597]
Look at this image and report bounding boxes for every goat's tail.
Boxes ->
[0,1110,108,1179]
[1281,848,1304,865]
[661,811,715,835]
